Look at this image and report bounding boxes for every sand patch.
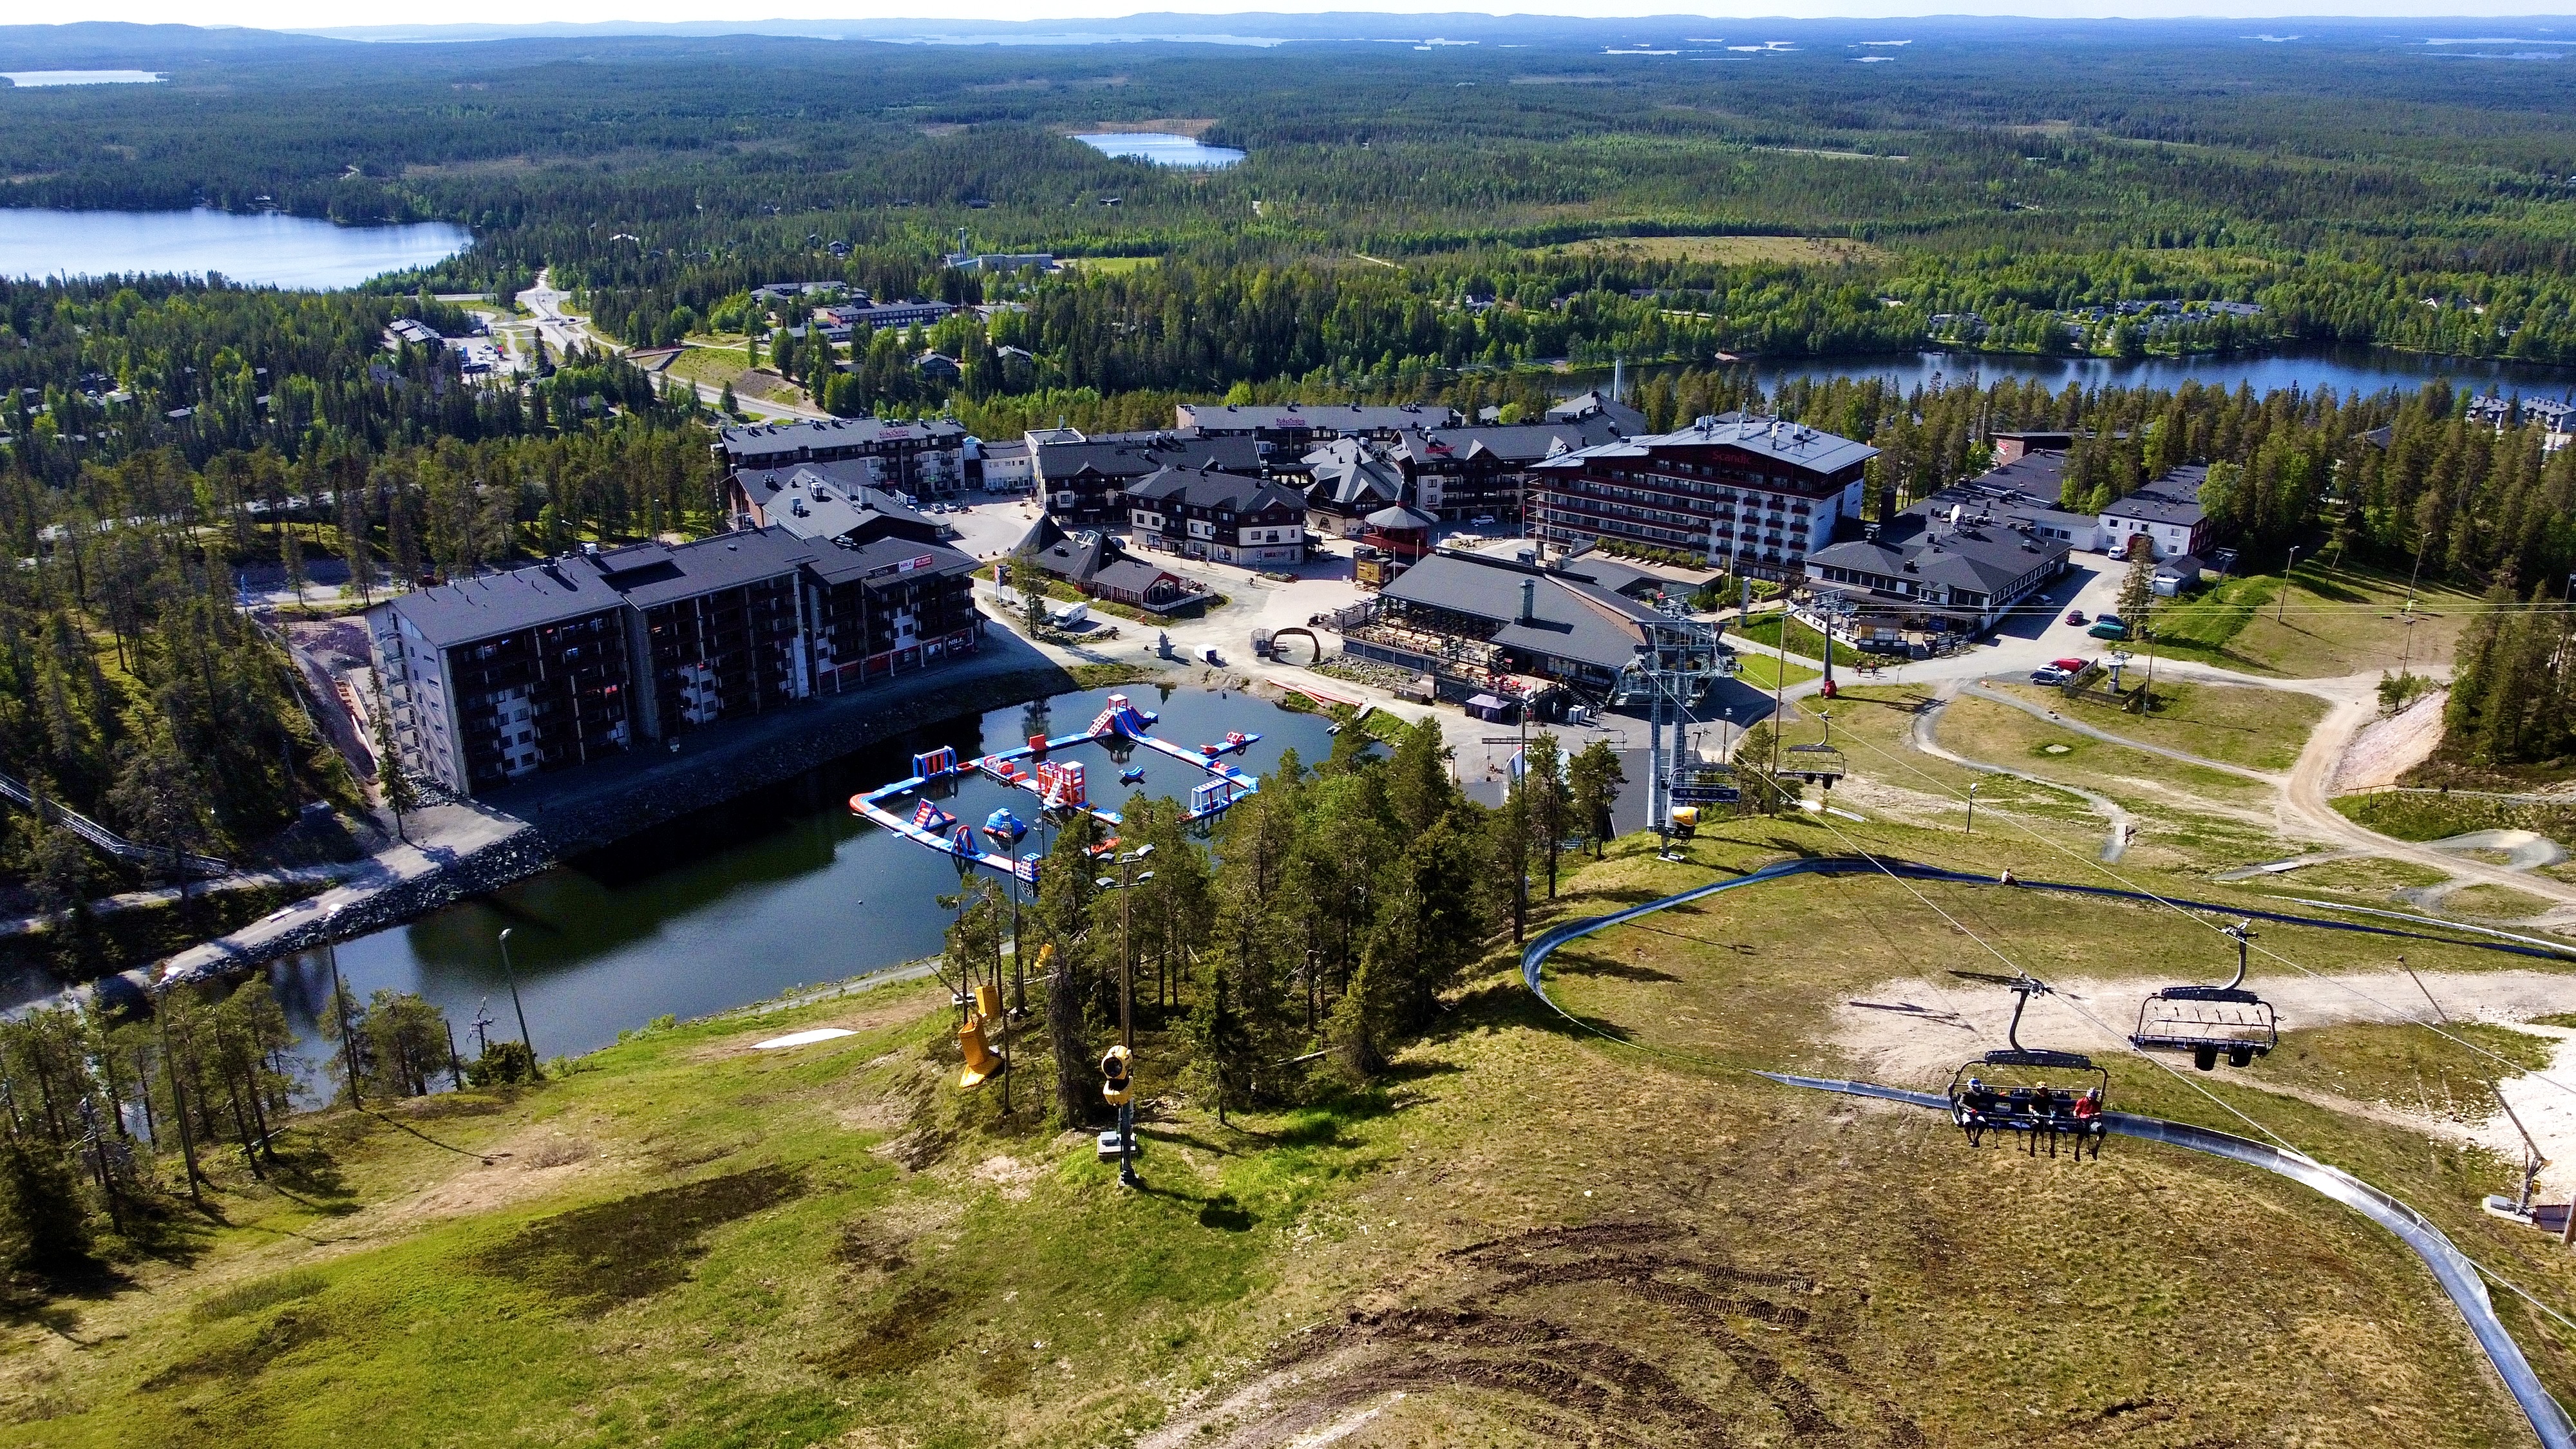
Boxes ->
[2333,690,2445,791]
[1830,967,2576,1090]
[969,1153,1043,1201]
[1831,968,2576,1195]
[368,1130,601,1228]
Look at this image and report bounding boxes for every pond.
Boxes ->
[1,71,164,87]
[1074,132,1246,168]
[0,207,471,289]
[261,685,1336,1081]
[1579,343,2576,404]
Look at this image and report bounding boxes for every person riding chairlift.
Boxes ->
[2072,1086,2103,1131]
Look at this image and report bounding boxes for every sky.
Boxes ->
[25,2,2576,30]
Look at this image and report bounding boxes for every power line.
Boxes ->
[1786,692,2576,1107]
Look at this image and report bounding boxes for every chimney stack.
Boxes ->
[1519,578,1538,625]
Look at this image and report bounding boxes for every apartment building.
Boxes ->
[1126,465,1309,567]
[1031,430,1265,523]
[370,528,981,798]
[1530,413,1876,578]
[714,416,969,497]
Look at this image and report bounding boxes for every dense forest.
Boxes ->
[3,19,2576,878]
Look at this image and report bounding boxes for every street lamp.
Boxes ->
[497,927,540,1079]
[2278,546,2300,623]
[1094,844,1155,1188]
[323,906,361,1106]
[1965,781,1980,835]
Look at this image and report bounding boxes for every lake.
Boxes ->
[261,684,1334,1079]
[1074,132,1246,167]
[1582,343,2576,403]
[1,70,164,87]
[0,207,471,289]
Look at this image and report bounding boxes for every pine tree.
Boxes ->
[1569,741,1625,855]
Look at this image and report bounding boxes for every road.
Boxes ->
[517,269,826,422]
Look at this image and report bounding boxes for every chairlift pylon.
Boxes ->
[2130,920,2278,1070]
[1944,972,2109,1160]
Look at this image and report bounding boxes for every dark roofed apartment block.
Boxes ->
[1532,413,1875,579]
[369,527,983,799]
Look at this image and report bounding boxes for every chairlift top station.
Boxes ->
[848,695,1262,882]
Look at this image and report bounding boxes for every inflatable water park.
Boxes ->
[848,694,1262,883]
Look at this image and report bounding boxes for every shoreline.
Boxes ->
[59,640,1162,1015]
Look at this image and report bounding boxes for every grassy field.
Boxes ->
[2437,883,2562,921]
[2254,1021,2559,1122]
[1531,234,1892,267]
[1056,256,1160,276]
[2336,791,2576,844]
[1991,679,2325,773]
[1727,649,1817,692]
[2145,562,2478,677]
[8,811,2574,1446]
[1771,686,2107,840]
[2273,855,2452,900]
[1940,696,2282,811]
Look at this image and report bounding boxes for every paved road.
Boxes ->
[518,270,824,422]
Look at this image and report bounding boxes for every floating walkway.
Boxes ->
[1517,857,2576,1449]
[848,694,1262,883]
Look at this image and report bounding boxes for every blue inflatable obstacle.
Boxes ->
[913,746,960,779]
[983,808,1027,846]
[911,800,956,833]
[950,824,978,857]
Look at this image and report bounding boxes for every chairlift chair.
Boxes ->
[2130,921,2278,1070]
[1781,742,1846,787]
[1944,972,2110,1160]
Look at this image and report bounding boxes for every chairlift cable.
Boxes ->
[1801,696,2576,1104]
[1792,804,2300,1151]
[1794,804,2576,1351]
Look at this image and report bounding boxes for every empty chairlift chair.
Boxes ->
[2130,920,2278,1071]
[1946,972,2110,1161]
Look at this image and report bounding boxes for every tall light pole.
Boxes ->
[2278,545,2300,623]
[497,926,539,1078]
[1097,844,1154,1188]
[1965,781,1980,835]
[323,906,361,1106]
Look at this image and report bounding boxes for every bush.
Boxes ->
[466,1039,540,1087]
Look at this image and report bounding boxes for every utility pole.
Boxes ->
[325,911,362,1106]
[1514,688,1530,942]
[1098,846,1154,1189]
[1966,780,1980,835]
[2278,546,2300,623]
[498,926,539,1077]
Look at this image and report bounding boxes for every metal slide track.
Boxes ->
[0,767,231,878]
[1519,860,2576,1449]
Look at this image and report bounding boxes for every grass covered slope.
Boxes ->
[6,819,2573,1446]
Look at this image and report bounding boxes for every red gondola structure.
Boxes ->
[1946,971,2109,1160]
[2130,920,2278,1070]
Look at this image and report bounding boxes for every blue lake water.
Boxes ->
[1074,132,1246,167]
[0,207,471,289]
[1587,343,2576,403]
[1,70,164,87]
[263,685,1334,1077]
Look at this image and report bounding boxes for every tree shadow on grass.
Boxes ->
[1549,948,1680,984]
[0,1259,134,1339]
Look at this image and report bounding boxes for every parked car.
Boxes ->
[1472,513,1497,526]
[2088,616,2129,640]
[2065,609,2087,625]
[2052,657,2089,673]
[2030,667,2069,685]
